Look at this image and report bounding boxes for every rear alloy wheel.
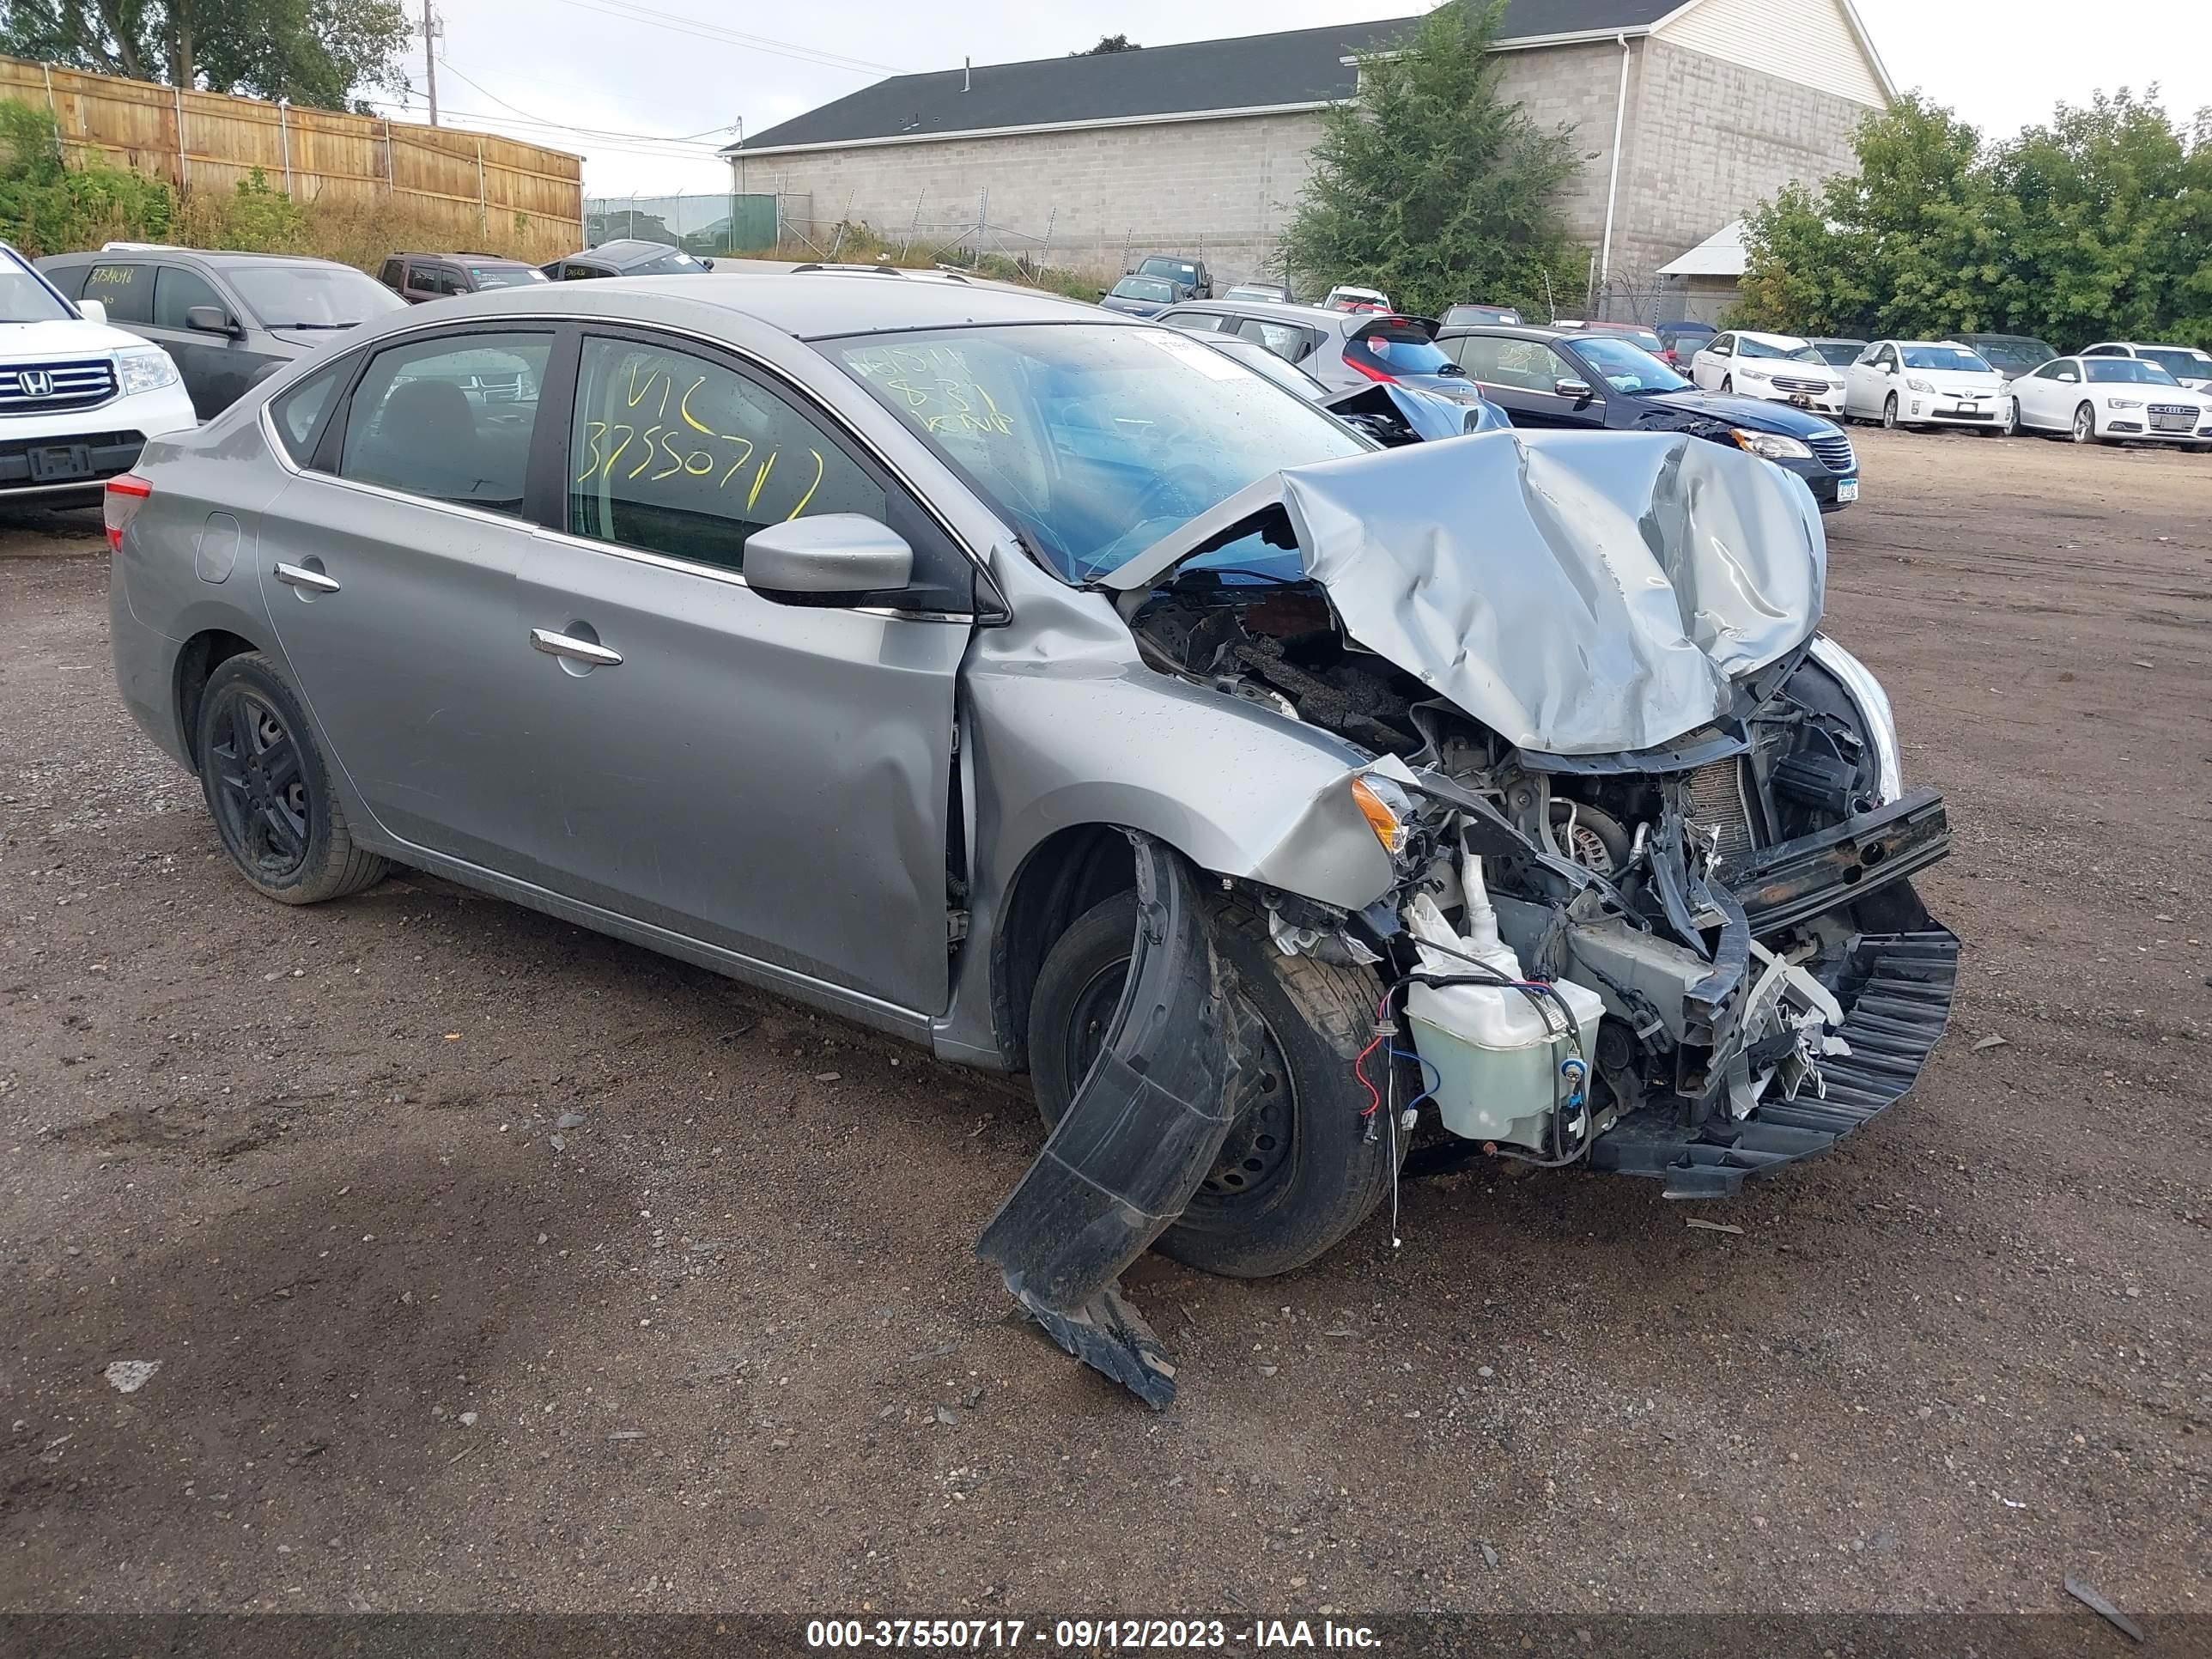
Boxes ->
[1881,393,1901,429]
[1030,890,1398,1279]
[2072,402,2099,445]
[196,652,389,904]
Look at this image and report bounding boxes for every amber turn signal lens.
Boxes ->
[1349,775,1405,854]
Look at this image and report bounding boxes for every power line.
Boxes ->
[368,84,730,154]
[546,0,903,76]
[434,58,732,145]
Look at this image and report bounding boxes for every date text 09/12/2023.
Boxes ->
[804,1617,1383,1650]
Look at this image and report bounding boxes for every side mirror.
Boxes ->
[77,298,107,325]
[744,514,912,605]
[699,256,715,270]
[185,304,238,337]
[1554,378,1595,401]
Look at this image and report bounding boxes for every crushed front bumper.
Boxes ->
[1588,919,1958,1197]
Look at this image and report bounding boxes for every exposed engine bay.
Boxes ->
[1125,565,1954,1188]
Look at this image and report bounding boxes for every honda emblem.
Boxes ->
[17,368,53,398]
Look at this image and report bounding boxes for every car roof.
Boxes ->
[40,246,345,268]
[396,251,537,265]
[382,270,1097,338]
[1434,323,1577,343]
[1733,328,1811,347]
[1164,297,1351,328]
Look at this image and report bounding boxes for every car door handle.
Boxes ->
[530,628,623,667]
[273,561,340,593]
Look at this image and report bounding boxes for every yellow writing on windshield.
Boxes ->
[846,343,1015,438]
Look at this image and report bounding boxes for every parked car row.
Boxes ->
[1682,325,2212,449]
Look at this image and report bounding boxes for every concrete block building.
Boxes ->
[725,0,1891,316]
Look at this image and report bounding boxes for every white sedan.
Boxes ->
[1688,330,1845,414]
[2079,341,2212,394]
[1843,341,2006,429]
[2007,355,2212,447]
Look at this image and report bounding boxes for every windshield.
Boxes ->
[1111,277,1175,302]
[470,264,550,288]
[1739,337,1824,364]
[1968,338,2053,375]
[1899,345,1991,372]
[228,263,406,326]
[1574,335,1691,394]
[1343,323,1456,376]
[1809,340,1861,366]
[2139,346,2212,380]
[1138,259,1198,286]
[2085,358,2179,385]
[827,324,1365,584]
[0,252,75,324]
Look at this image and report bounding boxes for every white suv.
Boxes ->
[0,240,195,508]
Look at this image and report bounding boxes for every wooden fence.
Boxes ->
[0,56,584,249]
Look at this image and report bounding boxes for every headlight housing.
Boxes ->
[1730,428,1814,461]
[1806,636,1902,804]
[2106,398,2142,410]
[1736,365,1767,379]
[1905,376,1936,393]
[115,345,181,397]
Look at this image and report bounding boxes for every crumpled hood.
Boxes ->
[1109,429,1826,756]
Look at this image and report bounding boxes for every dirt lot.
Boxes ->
[1,428,2207,1624]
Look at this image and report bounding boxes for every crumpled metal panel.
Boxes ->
[1279,431,1825,755]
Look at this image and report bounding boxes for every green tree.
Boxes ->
[0,0,410,110]
[1076,34,1139,54]
[1280,0,1583,319]
[1735,94,1999,337]
[1734,87,2212,349]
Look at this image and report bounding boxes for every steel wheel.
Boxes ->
[207,683,310,879]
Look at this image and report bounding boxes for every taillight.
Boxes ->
[1346,356,1395,384]
[104,472,152,553]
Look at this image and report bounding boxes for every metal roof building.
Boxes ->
[725,0,1891,313]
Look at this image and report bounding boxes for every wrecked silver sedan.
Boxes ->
[106,276,1954,1405]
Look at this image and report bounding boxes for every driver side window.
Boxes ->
[568,335,884,576]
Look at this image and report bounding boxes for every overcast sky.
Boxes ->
[374,1,2212,199]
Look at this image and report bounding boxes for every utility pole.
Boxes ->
[422,0,440,125]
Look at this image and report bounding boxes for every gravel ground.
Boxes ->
[0,428,2206,1621]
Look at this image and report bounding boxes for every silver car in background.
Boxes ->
[107,276,1955,1405]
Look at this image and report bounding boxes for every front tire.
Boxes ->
[1030,891,1396,1278]
[1719,375,1733,394]
[2003,398,2021,436]
[196,652,390,904]
[2072,402,2099,445]
[1881,393,1900,429]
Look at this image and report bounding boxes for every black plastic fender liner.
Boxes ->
[975,831,1242,1407]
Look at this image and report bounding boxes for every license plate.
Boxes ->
[1837,478,1860,503]
[27,443,92,483]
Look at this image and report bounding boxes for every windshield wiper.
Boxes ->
[269,321,360,330]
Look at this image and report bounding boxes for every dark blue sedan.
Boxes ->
[1436,324,1862,511]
